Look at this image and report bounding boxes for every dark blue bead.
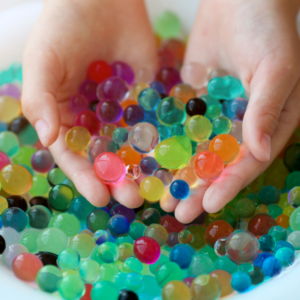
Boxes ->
[262,257,282,277]
[170,180,189,199]
[108,215,130,237]
[169,244,195,269]
[140,157,159,176]
[253,252,274,268]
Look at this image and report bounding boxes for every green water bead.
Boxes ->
[18,123,39,145]
[125,273,144,291]
[287,231,300,250]
[154,11,181,39]
[27,205,52,229]
[116,235,133,245]
[199,245,219,262]
[87,209,110,232]
[205,105,221,120]
[212,116,232,135]
[155,135,192,169]
[79,260,101,284]
[149,254,169,274]
[268,226,287,242]
[208,76,244,99]
[91,281,119,300]
[286,171,300,189]
[170,124,184,136]
[62,269,79,277]
[129,221,146,240]
[37,265,62,293]
[156,97,186,126]
[58,275,85,300]
[113,272,127,290]
[144,224,168,246]
[0,131,20,156]
[239,263,253,273]
[99,264,119,281]
[68,195,95,221]
[68,233,95,258]
[29,175,50,196]
[12,145,36,167]
[49,184,73,211]
[123,257,143,274]
[112,127,128,144]
[64,179,81,199]
[188,254,214,276]
[57,248,80,270]
[155,262,184,287]
[268,204,283,219]
[49,213,80,237]
[235,198,256,219]
[118,243,134,262]
[37,228,68,255]
[184,115,212,143]
[47,168,67,186]
[98,242,119,263]
[214,255,238,275]
[20,229,40,252]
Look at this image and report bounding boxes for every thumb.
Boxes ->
[22,42,61,147]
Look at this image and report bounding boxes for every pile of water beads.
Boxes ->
[1,10,300,300]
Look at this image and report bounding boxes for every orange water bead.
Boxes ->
[276,214,290,229]
[210,270,233,297]
[169,83,196,104]
[100,124,117,138]
[178,166,198,187]
[12,253,43,281]
[209,134,239,164]
[117,146,142,166]
[204,220,234,247]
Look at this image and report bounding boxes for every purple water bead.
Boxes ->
[96,100,123,123]
[150,80,166,94]
[0,83,21,99]
[111,61,135,85]
[96,76,129,102]
[31,149,55,173]
[110,203,136,223]
[79,80,98,101]
[69,94,89,114]
[123,105,145,126]
[156,67,181,93]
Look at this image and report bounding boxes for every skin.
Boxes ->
[22,0,300,222]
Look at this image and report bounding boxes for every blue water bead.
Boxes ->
[253,252,274,268]
[259,234,276,252]
[258,186,280,205]
[138,88,161,111]
[2,208,28,232]
[207,76,244,100]
[170,124,184,136]
[93,230,109,245]
[158,124,171,140]
[123,105,145,126]
[231,272,251,292]
[170,180,189,199]
[144,111,160,127]
[112,127,128,145]
[262,257,282,277]
[139,157,159,176]
[273,240,294,254]
[150,81,166,94]
[68,196,95,221]
[107,215,130,237]
[169,244,195,269]
[0,219,2,228]
[275,247,295,267]
[222,100,231,118]
[226,98,248,120]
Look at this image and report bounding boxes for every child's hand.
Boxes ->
[22,0,156,208]
[161,0,300,223]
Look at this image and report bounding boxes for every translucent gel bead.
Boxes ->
[0,227,20,246]
[69,94,89,114]
[79,260,101,283]
[288,186,300,207]
[79,80,98,101]
[170,180,189,199]
[231,272,251,292]
[126,164,140,180]
[156,97,186,126]
[207,76,244,99]
[262,257,282,277]
[161,280,191,300]
[69,233,95,258]
[2,244,29,268]
[0,164,32,194]
[286,171,300,190]
[208,68,230,81]
[2,207,28,232]
[73,110,101,135]
[0,96,20,123]
[118,243,134,261]
[180,62,207,89]
[259,234,276,252]
[94,152,126,184]
[58,275,85,300]
[123,105,145,126]
[212,116,232,135]
[138,88,161,111]
[27,205,51,229]
[248,214,277,235]
[268,226,287,242]
[30,175,50,196]
[31,149,55,173]
[194,151,224,181]
[12,253,43,281]
[87,136,117,163]
[205,105,221,120]
[185,97,207,117]
[0,83,21,98]
[139,176,165,202]
[96,100,123,123]
[47,167,67,186]
[111,61,135,85]
[68,195,95,221]
[134,236,160,264]
[139,157,159,175]
[129,221,146,240]
[205,220,234,248]
[226,230,259,264]
[98,242,119,263]
[132,83,150,100]
[141,208,161,226]
[210,270,233,297]
[49,184,73,211]
[20,230,39,252]
[37,228,68,255]
[185,115,212,143]
[287,231,300,250]
[209,134,240,164]
[234,198,256,219]
[65,126,91,152]
[91,281,119,300]
[87,209,110,232]
[0,196,8,214]
[177,167,197,187]
[144,224,168,246]
[100,123,117,138]
[170,124,183,137]
[154,168,173,187]
[214,238,227,257]
[229,120,243,143]
[0,131,20,156]
[169,83,196,104]
[112,127,128,144]
[49,213,80,237]
[191,274,221,300]
[188,254,214,276]
[0,151,10,170]
[123,257,143,273]
[178,230,193,244]
[226,98,248,120]
[248,266,265,285]
[118,146,142,167]
[108,215,130,237]
[150,80,166,94]
[12,145,35,167]
[93,230,109,245]
[57,248,80,271]
[154,11,181,39]
[87,61,112,83]
[37,265,62,293]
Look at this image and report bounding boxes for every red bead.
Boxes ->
[81,284,92,300]
[87,61,112,83]
[204,220,234,247]
[134,237,160,264]
[160,215,185,234]
[248,214,277,236]
[12,253,43,281]
[73,110,101,135]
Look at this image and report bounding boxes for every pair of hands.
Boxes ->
[22,0,300,224]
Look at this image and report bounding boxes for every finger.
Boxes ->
[22,39,62,147]
[160,188,180,213]
[243,51,300,162]
[49,126,111,207]
[203,79,300,213]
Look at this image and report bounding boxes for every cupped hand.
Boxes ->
[22,0,156,208]
[161,0,300,223]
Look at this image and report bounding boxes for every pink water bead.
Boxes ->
[134,236,161,264]
[0,83,21,99]
[111,61,135,85]
[0,151,10,170]
[73,110,101,135]
[94,152,126,184]
[69,94,89,114]
[79,80,98,101]
[96,76,129,102]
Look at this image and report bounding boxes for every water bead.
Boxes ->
[134,236,160,264]
[2,244,29,268]
[284,143,300,172]
[205,105,221,120]
[205,221,234,248]
[209,134,240,164]
[110,204,135,224]
[118,243,134,261]
[12,145,36,167]
[108,215,130,237]
[154,11,181,39]
[231,272,251,293]
[161,280,191,300]
[129,221,146,240]
[226,230,259,264]
[140,157,159,175]
[65,126,91,152]
[258,185,280,205]
[49,184,73,211]
[169,124,183,137]
[235,198,256,219]
[140,177,165,202]
[170,180,189,199]
[210,270,233,297]
[36,265,62,293]
[112,127,128,144]
[87,209,110,232]
[191,274,221,300]
[68,233,95,258]
[273,240,294,254]
[67,195,95,221]
[153,168,173,187]
[92,281,119,300]
[132,83,150,100]
[6,195,27,212]
[47,167,67,186]
[79,80,98,102]
[100,124,117,138]
[288,186,300,207]
[188,254,214,276]
[0,96,20,123]
[156,97,186,126]
[94,152,126,184]
[126,164,140,180]
[185,115,212,143]
[111,61,135,85]
[73,110,101,135]
[258,234,276,252]
[287,231,300,249]
[155,262,184,287]
[262,257,282,277]
[276,214,290,229]
[12,252,43,282]
[0,131,20,156]
[0,235,5,254]
[226,98,248,120]
[29,175,49,196]
[150,81,166,94]
[214,238,227,257]
[58,275,85,300]
[69,94,89,114]
[185,97,207,116]
[286,171,300,189]
[122,257,143,274]
[123,105,145,126]
[169,83,196,104]
[87,136,117,163]
[96,100,123,123]
[0,227,20,246]
[93,230,109,245]
[97,242,119,263]
[208,76,243,99]
[27,205,51,229]
[49,213,80,237]
[2,207,28,232]
[144,224,168,246]
[138,88,161,111]
[117,147,141,167]
[0,196,8,215]
[78,260,101,284]
[275,247,295,267]
[0,83,21,98]
[0,151,10,170]
[88,61,112,83]
[248,214,277,235]
[212,116,232,135]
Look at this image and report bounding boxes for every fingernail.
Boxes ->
[260,134,271,160]
[35,119,49,146]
